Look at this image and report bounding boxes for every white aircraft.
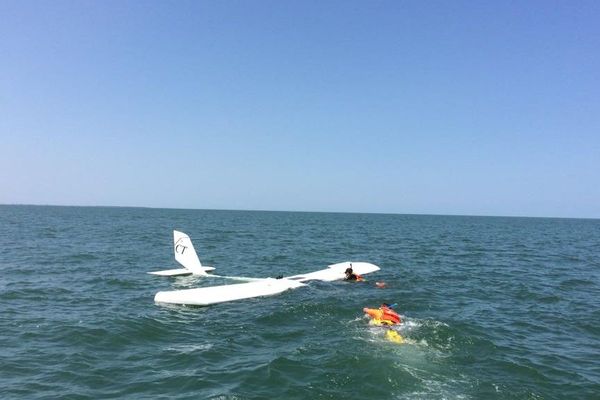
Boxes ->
[150,230,380,306]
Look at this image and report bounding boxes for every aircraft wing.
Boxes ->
[154,278,306,306]
[287,262,380,282]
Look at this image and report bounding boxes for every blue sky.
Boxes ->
[1,1,599,218]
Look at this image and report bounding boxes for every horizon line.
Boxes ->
[1,202,598,221]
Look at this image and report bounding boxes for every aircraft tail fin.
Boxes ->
[173,230,209,276]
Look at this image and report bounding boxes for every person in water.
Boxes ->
[380,303,401,323]
[363,303,402,324]
[344,266,363,281]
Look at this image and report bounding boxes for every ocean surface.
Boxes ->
[1,205,599,399]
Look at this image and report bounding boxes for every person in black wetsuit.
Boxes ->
[344,267,359,281]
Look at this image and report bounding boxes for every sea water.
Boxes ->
[1,205,599,399]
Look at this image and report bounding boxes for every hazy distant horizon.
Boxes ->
[2,202,598,221]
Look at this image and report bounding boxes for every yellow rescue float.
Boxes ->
[385,329,404,344]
